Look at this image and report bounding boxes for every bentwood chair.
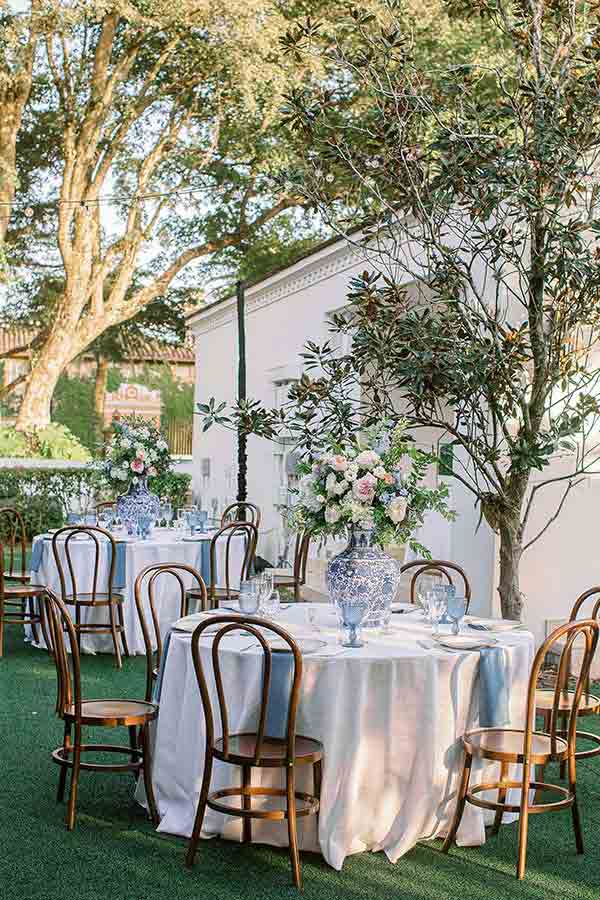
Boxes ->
[442,618,599,880]
[0,507,33,584]
[273,531,311,601]
[52,525,128,668]
[220,501,261,530]
[42,589,158,831]
[186,521,258,610]
[185,615,323,889]
[536,587,600,774]
[0,542,50,657]
[401,559,472,612]
[134,562,207,702]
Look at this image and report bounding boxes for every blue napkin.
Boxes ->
[152,630,173,703]
[111,542,127,590]
[264,651,294,740]
[30,539,46,572]
[197,540,213,586]
[479,646,510,727]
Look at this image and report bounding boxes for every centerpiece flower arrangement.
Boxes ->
[288,420,452,553]
[96,414,172,492]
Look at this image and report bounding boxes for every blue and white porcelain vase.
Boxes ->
[327,526,400,629]
[116,476,160,536]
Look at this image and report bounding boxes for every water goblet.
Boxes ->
[97,509,113,532]
[238,579,259,614]
[261,589,281,620]
[173,514,186,542]
[447,593,468,636]
[337,596,369,648]
[428,586,449,638]
[306,606,320,632]
[137,515,154,541]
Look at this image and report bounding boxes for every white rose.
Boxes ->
[387,497,408,524]
[335,479,350,496]
[355,450,381,469]
[325,503,341,525]
[344,464,359,483]
[325,472,338,496]
[373,465,387,479]
[121,438,131,450]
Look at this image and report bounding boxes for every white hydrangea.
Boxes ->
[121,438,132,450]
[157,440,168,452]
[344,463,359,483]
[355,449,381,469]
[325,472,338,496]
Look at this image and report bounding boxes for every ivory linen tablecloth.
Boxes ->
[145,604,534,869]
[27,529,245,655]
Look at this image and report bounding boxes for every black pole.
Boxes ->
[236,279,247,505]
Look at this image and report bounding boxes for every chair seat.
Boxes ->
[4,571,32,584]
[64,592,124,607]
[273,573,297,585]
[535,687,600,716]
[464,727,568,764]
[214,732,323,767]
[64,698,158,727]
[3,583,45,599]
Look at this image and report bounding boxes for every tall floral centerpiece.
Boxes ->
[289,421,453,627]
[95,415,172,533]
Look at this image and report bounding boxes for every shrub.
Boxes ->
[0,466,192,540]
[0,424,91,462]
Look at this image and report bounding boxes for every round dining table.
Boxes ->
[142,602,534,870]
[28,528,245,655]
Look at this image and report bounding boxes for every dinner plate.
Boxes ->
[182,535,209,542]
[435,634,498,651]
[266,637,327,655]
[391,601,420,614]
[465,617,523,633]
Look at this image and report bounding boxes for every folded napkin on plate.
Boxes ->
[30,539,45,572]
[479,645,510,728]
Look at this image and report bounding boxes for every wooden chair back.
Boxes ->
[525,619,599,765]
[52,525,117,604]
[134,562,207,701]
[0,507,28,579]
[40,589,82,719]
[95,501,116,511]
[191,615,302,766]
[401,559,471,611]
[292,531,311,586]
[220,502,261,530]
[209,521,258,604]
[553,587,600,699]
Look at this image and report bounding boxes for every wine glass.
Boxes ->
[97,508,114,532]
[428,586,449,637]
[173,513,186,542]
[447,593,468,636]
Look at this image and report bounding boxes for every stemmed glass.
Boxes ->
[337,594,369,648]
[238,579,259,614]
[173,512,187,542]
[428,586,449,637]
[447,593,468,636]
[261,589,281,620]
[97,508,114,532]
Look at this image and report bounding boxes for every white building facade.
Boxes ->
[187,235,600,645]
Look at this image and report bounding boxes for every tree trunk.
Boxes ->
[497,519,524,621]
[15,330,76,430]
[93,356,109,428]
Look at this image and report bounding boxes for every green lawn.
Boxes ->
[2,623,600,900]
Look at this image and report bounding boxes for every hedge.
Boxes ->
[0,467,192,540]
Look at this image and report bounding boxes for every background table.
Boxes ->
[144,603,534,870]
[28,529,245,655]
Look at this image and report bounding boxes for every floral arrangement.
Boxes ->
[289,421,453,551]
[95,414,172,493]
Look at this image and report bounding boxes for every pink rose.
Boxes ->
[148,466,157,477]
[136,449,146,460]
[352,473,377,503]
[131,459,145,473]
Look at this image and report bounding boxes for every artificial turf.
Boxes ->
[1,621,600,900]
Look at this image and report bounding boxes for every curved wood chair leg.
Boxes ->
[492,760,509,835]
[442,752,472,853]
[535,763,547,804]
[57,723,72,803]
[516,771,531,880]
[185,751,214,868]
[140,725,159,827]
[286,766,301,889]
[38,594,52,655]
[313,759,322,802]
[108,603,122,669]
[128,724,138,779]
[66,725,82,831]
[242,764,252,843]
[28,596,40,644]
[117,603,130,657]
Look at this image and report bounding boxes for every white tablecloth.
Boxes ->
[28,530,245,655]
[145,604,534,869]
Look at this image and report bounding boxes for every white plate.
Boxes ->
[392,602,420,614]
[465,617,523,633]
[435,634,498,651]
[182,535,209,542]
[267,637,327,655]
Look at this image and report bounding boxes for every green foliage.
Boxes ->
[150,470,192,509]
[0,424,91,462]
[52,373,101,453]
[137,365,194,428]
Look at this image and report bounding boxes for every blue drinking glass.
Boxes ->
[337,595,369,648]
